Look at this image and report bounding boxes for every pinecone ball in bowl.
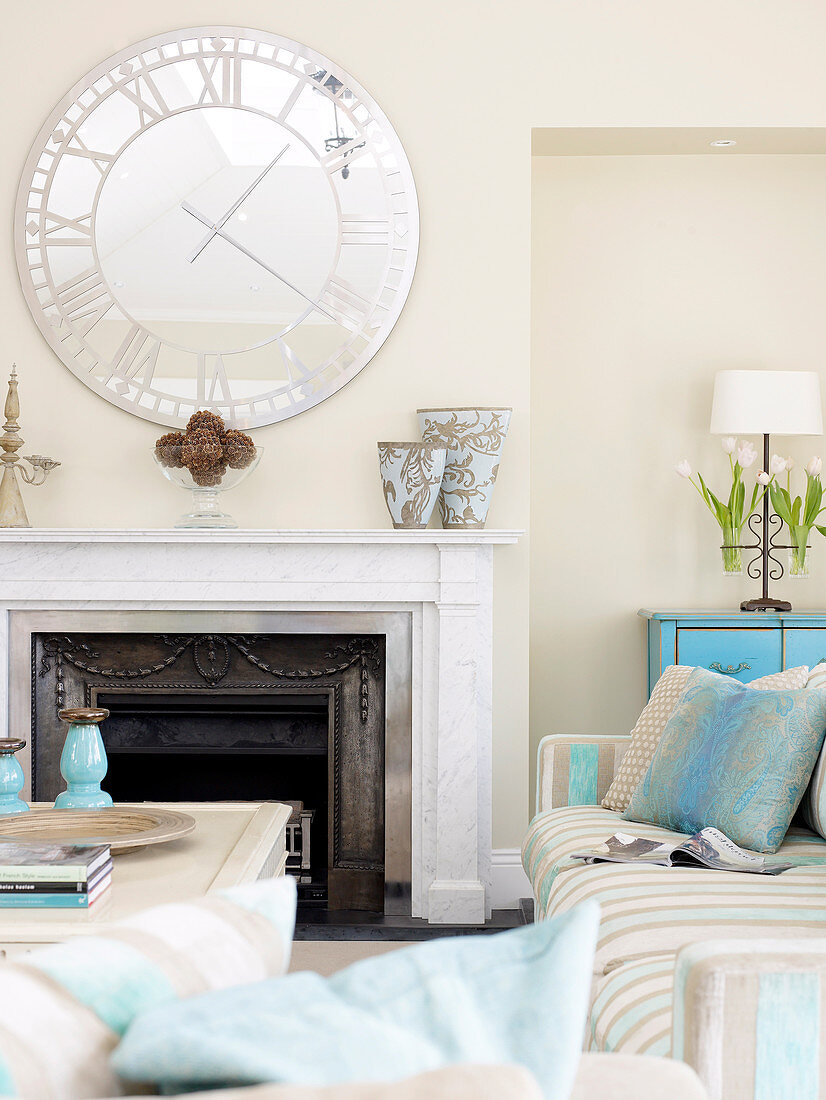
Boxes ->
[186,409,226,436]
[181,429,223,473]
[154,432,185,468]
[224,429,256,469]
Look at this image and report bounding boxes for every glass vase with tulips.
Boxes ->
[768,456,826,579]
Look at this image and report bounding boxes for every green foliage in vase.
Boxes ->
[769,457,826,570]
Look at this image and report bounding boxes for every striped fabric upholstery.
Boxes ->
[536,735,629,812]
[522,804,826,1071]
[673,939,826,1100]
[0,877,296,1099]
[588,953,676,1057]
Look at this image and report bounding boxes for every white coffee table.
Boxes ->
[0,801,291,956]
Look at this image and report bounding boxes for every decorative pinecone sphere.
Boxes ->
[186,410,225,436]
[181,429,224,472]
[190,467,225,487]
[154,431,185,468]
[224,428,256,469]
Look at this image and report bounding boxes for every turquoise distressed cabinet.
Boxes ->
[640,610,826,696]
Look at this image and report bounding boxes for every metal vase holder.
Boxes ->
[722,433,805,612]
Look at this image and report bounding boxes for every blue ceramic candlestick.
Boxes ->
[0,739,28,815]
[55,708,113,809]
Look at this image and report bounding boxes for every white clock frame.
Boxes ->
[15,27,419,429]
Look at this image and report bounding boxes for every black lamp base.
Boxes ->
[740,597,792,613]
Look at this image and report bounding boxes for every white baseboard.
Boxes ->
[490,848,531,910]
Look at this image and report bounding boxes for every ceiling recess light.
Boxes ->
[119,171,130,180]
[249,284,260,292]
[113,280,125,288]
[710,139,737,147]
[237,212,248,222]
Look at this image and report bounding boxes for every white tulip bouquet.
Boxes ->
[768,456,826,577]
[676,439,826,576]
[675,437,767,574]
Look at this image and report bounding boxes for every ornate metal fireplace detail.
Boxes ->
[32,632,386,912]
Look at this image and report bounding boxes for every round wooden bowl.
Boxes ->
[0,806,196,855]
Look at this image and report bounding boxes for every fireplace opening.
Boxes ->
[96,691,329,898]
[33,632,386,912]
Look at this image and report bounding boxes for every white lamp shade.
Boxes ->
[710,370,823,436]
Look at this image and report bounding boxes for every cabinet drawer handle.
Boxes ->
[709,662,751,676]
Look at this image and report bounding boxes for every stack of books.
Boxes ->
[0,843,112,908]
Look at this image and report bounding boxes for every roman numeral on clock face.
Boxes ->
[44,269,115,336]
[194,55,242,106]
[111,326,161,385]
[41,211,92,245]
[322,137,370,176]
[341,218,391,246]
[64,136,114,176]
[317,277,373,333]
[277,338,309,384]
[119,74,169,125]
[197,354,232,404]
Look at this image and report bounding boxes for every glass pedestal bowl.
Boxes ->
[154,449,262,529]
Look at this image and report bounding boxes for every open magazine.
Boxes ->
[570,827,793,875]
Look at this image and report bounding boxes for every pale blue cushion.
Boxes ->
[112,901,600,1097]
[0,878,297,1097]
[624,667,826,853]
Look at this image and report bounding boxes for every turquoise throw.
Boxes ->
[624,667,826,853]
[112,901,600,1097]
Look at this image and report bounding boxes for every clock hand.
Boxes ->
[186,143,290,263]
[181,201,338,322]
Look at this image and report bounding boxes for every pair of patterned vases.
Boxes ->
[379,407,511,530]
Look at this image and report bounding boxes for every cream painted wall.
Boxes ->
[7,2,826,845]
[531,153,826,799]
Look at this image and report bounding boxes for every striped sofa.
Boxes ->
[523,734,826,1100]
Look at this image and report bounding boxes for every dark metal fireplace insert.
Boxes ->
[32,632,386,912]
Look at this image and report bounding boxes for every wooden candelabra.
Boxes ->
[0,365,60,528]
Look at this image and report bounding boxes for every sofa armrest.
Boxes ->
[672,939,826,1100]
[536,734,630,813]
[571,1054,708,1100]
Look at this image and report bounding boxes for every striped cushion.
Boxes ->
[0,877,296,1098]
[537,736,629,811]
[602,665,810,813]
[801,662,826,838]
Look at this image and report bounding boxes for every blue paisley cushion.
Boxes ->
[623,667,826,853]
[801,663,826,839]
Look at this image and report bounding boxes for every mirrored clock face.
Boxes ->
[15,28,419,428]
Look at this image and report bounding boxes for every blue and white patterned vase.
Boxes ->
[0,739,28,815]
[417,407,512,528]
[378,442,446,529]
[55,708,113,810]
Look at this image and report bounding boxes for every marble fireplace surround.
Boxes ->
[0,529,521,925]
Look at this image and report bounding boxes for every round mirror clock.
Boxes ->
[15,27,419,428]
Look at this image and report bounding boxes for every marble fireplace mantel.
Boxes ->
[0,528,522,924]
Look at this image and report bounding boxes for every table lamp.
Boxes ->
[710,370,823,611]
